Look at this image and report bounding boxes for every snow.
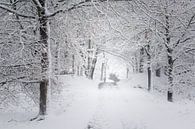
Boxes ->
[1,75,195,129]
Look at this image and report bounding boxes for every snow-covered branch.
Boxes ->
[0,4,36,19]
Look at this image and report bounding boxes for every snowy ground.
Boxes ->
[1,75,195,129]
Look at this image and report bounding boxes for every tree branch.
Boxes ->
[0,4,36,19]
[31,0,43,9]
[174,14,195,48]
[47,0,131,18]
[46,1,88,18]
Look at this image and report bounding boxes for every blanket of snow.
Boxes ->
[1,75,195,129]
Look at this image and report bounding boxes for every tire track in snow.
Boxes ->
[86,90,114,129]
[86,88,147,129]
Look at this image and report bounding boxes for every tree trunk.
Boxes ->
[77,66,80,76]
[89,57,97,79]
[135,53,139,73]
[103,63,107,83]
[165,15,173,102]
[167,49,173,102]
[38,0,49,117]
[139,48,144,73]
[126,68,129,79]
[147,45,151,91]
[87,39,91,78]
[89,49,98,79]
[54,42,59,75]
[72,54,75,74]
[39,79,48,116]
[147,67,151,91]
[100,63,104,81]
[80,67,83,76]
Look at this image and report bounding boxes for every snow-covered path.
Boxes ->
[87,86,195,129]
[1,76,195,129]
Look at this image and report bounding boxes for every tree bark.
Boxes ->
[103,63,107,83]
[139,48,144,73]
[89,57,97,79]
[89,49,98,79]
[126,68,129,79]
[147,45,151,91]
[165,15,173,102]
[77,66,80,76]
[147,67,151,91]
[54,42,59,75]
[39,79,48,116]
[167,48,173,102]
[38,0,49,117]
[80,67,83,76]
[87,39,92,78]
[72,54,75,74]
[100,63,104,81]
[135,53,139,73]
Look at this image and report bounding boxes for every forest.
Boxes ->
[0,0,195,129]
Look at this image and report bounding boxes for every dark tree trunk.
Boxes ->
[168,90,173,102]
[100,63,104,81]
[89,57,97,79]
[80,67,83,76]
[54,42,59,75]
[146,45,151,91]
[89,50,98,80]
[87,39,92,77]
[72,55,75,74]
[139,48,144,73]
[39,79,48,115]
[77,66,80,76]
[126,68,129,79]
[135,53,139,73]
[147,67,151,91]
[167,49,174,102]
[103,64,107,83]
[38,0,49,117]
[87,57,91,76]
[165,15,174,102]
